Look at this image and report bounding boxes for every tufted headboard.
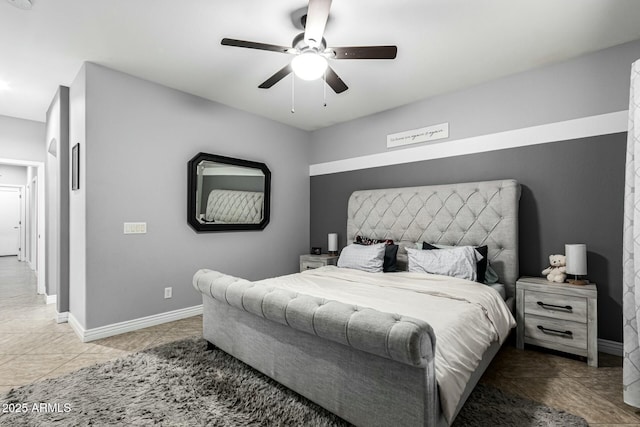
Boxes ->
[346,179,521,297]
[206,189,264,224]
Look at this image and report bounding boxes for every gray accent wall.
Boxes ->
[69,63,310,330]
[308,39,640,345]
[310,133,626,343]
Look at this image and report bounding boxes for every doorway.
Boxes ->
[0,159,45,295]
[0,186,21,257]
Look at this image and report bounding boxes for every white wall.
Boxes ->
[70,63,310,329]
[45,86,70,307]
[0,164,27,185]
[0,115,45,163]
[45,94,59,298]
[69,65,87,328]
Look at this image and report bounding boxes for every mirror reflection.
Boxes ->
[188,153,271,232]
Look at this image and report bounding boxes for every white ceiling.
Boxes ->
[1,0,640,131]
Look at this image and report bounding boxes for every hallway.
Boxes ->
[0,256,202,395]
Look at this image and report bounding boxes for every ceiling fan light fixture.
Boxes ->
[6,0,32,10]
[291,51,328,81]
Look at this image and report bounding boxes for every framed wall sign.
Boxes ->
[72,143,80,191]
[387,122,449,148]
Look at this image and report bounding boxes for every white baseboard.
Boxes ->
[598,338,623,357]
[67,312,84,340]
[68,305,203,343]
[56,311,69,323]
[45,294,56,305]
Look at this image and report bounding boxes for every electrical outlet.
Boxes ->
[164,287,172,299]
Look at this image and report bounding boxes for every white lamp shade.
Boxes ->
[328,233,338,252]
[291,52,328,81]
[565,244,587,275]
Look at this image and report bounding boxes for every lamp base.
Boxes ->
[328,251,338,256]
[567,279,588,286]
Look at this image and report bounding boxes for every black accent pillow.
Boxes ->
[422,242,488,283]
[382,244,399,273]
[355,236,398,272]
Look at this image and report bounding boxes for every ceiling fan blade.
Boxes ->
[221,38,291,54]
[304,0,332,48]
[331,45,398,60]
[323,66,348,94]
[258,64,293,89]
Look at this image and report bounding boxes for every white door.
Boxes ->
[0,187,21,256]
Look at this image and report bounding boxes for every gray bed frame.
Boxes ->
[194,179,520,426]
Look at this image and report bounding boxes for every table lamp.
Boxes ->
[565,244,587,285]
[328,233,338,256]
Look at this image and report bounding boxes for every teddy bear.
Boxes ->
[541,254,567,283]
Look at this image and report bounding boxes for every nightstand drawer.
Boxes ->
[299,254,339,272]
[524,290,587,323]
[516,276,597,366]
[524,314,587,350]
[301,260,326,270]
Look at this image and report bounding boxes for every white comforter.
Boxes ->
[254,266,516,423]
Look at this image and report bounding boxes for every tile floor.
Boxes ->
[0,255,638,425]
[0,256,202,396]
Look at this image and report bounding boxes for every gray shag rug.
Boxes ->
[0,337,588,426]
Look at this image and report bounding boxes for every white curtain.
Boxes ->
[624,59,640,407]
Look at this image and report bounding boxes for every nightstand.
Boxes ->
[299,254,338,272]
[516,276,598,367]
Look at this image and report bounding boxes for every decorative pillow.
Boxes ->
[337,243,386,273]
[484,265,499,284]
[406,246,479,281]
[355,236,398,272]
[355,236,394,246]
[422,242,488,283]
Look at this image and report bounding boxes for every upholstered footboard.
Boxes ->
[193,269,444,427]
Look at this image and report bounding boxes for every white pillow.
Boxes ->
[337,243,385,273]
[406,246,479,281]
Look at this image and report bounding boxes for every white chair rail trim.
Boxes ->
[309,110,627,176]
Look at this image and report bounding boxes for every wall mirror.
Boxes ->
[188,152,271,232]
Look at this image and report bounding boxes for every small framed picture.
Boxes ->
[311,247,322,255]
[72,143,80,191]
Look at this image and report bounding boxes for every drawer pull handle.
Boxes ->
[537,301,572,312]
[537,325,573,337]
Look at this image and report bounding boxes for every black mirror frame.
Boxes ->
[187,152,271,232]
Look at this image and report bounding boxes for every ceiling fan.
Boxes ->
[221,0,397,94]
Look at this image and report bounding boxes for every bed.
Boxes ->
[193,179,520,426]
[204,189,264,223]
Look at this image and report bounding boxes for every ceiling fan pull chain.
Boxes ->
[291,74,295,114]
[323,69,327,107]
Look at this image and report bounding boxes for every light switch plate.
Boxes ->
[124,222,147,234]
